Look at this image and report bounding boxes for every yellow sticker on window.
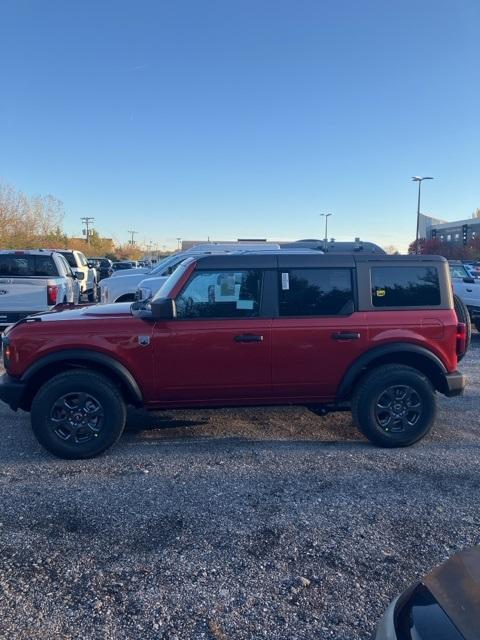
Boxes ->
[376,289,386,297]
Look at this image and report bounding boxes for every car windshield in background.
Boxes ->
[450,265,469,279]
[59,252,76,267]
[0,254,58,277]
[151,258,194,301]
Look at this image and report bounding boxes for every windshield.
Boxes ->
[148,253,185,276]
[151,258,195,301]
[450,264,469,279]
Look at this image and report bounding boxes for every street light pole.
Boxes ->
[412,176,434,254]
[320,213,332,251]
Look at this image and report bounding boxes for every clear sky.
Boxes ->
[1,0,479,251]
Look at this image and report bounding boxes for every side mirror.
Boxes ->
[463,277,475,284]
[150,298,176,320]
[75,272,85,281]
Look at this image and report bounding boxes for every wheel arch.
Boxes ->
[19,350,143,411]
[336,343,449,400]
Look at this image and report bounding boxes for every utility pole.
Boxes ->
[81,217,95,245]
[320,213,332,251]
[127,230,138,246]
[176,237,182,251]
[412,177,434,254]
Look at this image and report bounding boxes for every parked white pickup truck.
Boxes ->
[449,261,480,331]
[56,250,97,302]
[0,250,82,326]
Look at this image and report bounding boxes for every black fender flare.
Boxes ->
[336,343,448,400]
[21,349,143,404]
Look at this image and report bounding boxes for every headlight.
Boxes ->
[137,287,152,301]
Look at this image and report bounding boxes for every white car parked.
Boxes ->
[56,250,97,302]
[449,261,480,331]
[0,250,82,326]
[100,243,281,304]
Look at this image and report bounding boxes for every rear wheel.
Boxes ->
[31,370,126,459]
[352,365,436,447]
[453,294,471,360]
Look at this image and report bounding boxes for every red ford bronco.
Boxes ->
[0,253,467,459]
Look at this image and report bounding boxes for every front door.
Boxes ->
[152,268,271,404]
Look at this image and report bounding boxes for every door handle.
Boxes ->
[234,334,264,343]
[466,288,473,292]
[332,331,361,341]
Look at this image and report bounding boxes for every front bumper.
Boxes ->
[444,371,466,397]
[374,595,399,639]
[0,374,26,411]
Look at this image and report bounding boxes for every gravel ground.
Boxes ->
[0,337,479,639]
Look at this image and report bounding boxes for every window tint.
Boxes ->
[371,267,440,307]
[279,268,354,316]
[57,254,72,276]
[0,254,58,277]
[59,252,77,267]
[176,270,263,318]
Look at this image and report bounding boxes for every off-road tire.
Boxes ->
[352,364,436,447]
[31,370,127,459]
[453,293,471,361]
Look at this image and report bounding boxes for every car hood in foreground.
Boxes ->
[26,303,133,322]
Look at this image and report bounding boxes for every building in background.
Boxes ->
[421,213,480,246]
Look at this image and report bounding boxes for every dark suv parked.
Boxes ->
[0,253,466,459]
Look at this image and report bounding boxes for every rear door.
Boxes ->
[271,257,369,400]
[152,266,273,403]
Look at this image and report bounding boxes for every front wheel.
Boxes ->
[87,283,98,303]
[351,365,436,447]
[31,370,127,459]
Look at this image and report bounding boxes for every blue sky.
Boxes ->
[1,0,479,251]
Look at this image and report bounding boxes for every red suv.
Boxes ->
[0,253,467,459]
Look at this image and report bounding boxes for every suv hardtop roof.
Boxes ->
[0,249,57,256]
[190,252,448,270]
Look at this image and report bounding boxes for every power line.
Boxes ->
[80,217,95,244]
[127,230,138,245]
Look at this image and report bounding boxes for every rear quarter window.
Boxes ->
[371,266,441,307]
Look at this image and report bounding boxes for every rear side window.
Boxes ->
[371,266,440,307]
[0,254,58,277]
[279,268,354,316]
[176,270,263,318]
[59,252,77,267]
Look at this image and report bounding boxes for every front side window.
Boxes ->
[176,270,263,318]
[279,268,354,316]
[371,266,440,307]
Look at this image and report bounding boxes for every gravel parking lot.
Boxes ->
[0,337,479,640]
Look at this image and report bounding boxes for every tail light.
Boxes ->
[47,285,59,305]
[456,322,466,357]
